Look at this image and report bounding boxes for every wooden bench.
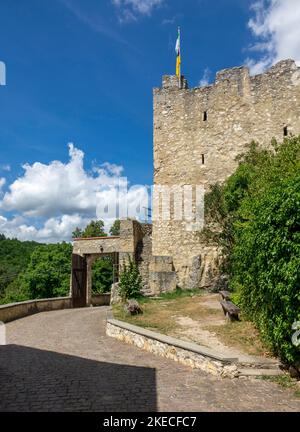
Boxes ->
[220,300,240,322]
[219,290,231,301]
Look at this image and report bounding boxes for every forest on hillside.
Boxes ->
[0,236,41,302]
[0,219,120,305]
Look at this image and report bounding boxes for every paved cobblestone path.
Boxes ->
[0,307,300,412]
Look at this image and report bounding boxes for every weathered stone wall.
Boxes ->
[149,256,176,295]
[72,221,155,300]
[0,297,72,323]
[106,318,239,378]
[153,59,300,289]
[135,224,153,295]
[91,293,111,307]
[73,237,120,255]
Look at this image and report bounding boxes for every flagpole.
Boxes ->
[178,26,181,89]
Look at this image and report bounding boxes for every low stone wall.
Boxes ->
[106,318,239,378]
[91,293,111,306]
[0,297,72,323]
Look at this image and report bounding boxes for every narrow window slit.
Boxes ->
[203,111,207,121]
[201,154,205,165]
[284,126,288,136]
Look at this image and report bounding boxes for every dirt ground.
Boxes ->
[114,292,276,365]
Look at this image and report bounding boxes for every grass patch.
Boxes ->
[259,375,300,399]
[113,290,272,359]
[206,320,272,357]
[135,287,204,303]
[113,288,206,334]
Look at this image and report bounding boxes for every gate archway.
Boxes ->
[71,220,151,307]
[71,237,121,307]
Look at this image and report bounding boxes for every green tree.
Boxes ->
[119,255,143,301]
[72,227,83,238]
[232,175,300,364]
[7,243,73,302]
[82,220,107,238]
[0,237,41,301]
[109,219,121,236]
[92,257,114,294]
[205,136,300,366]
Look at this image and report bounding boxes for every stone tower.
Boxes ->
[151,59,300,292]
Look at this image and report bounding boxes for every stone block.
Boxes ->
[149,271,177,295]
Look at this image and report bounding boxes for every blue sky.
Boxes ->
[0,0,299,242]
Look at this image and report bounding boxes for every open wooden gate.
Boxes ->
[72,254,87,308]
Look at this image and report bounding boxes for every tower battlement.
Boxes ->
[152,59,300,291]
[158,59,300,92]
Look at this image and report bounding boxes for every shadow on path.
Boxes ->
[0,345,157,412]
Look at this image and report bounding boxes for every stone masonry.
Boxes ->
[72,220,153,302]
[152,59,300,291]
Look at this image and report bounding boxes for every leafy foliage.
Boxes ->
[2,243,72,303]
[92,257,114,294]
[119,256,143,301]
[72,227,82,239]
[72,220,107,238]
[0,236,41,300]
[109,219,121,236]
[204,137,300,365]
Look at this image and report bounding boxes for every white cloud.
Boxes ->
[199,68,211,87]
[0,164,10,172]
[0,214,88,243]
[246,0,300,74]
[0,144,150,243]
[112,0,165,22]
[0,143,124,218]
[0,178,5,191]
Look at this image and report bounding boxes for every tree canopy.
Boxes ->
[205,136,300,366]
[109,219,120,236]
[0,236,41,301]
[72,220,107,238]
[2,243,72,304]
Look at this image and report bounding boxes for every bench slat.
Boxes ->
[219,290,231,301]
[220,300,240,321]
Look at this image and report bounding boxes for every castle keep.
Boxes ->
[151,59,300,291]
[72,59,300,303]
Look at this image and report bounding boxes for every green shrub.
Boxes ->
[231,174,300,364]
[205,136,300,366]
[119,256,142,301]
[92,257,113,294]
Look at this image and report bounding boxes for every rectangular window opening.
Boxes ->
[203,111,207,121]
[284,126,288,136]
[201,154,205,165]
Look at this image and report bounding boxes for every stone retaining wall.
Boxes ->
[0,297,72,323]
[106,318,239,378]
[0,294,111,323]
[91,293,111,306]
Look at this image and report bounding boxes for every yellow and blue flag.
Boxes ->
[175,27,181,77]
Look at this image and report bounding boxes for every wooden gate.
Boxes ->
[72,254,87,308]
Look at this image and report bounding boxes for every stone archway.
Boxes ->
[86,251,119,304]
[71,237,120,307]
[71,220,154,307]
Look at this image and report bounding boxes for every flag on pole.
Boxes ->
[175,27,181,77]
